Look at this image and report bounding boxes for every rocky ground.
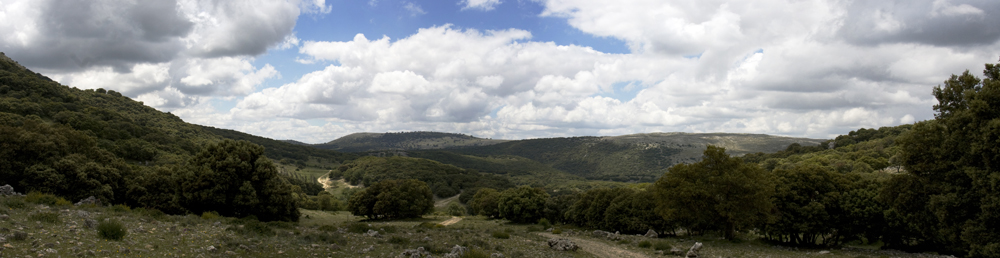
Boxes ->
[0,193,958,258]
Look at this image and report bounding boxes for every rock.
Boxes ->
[365,229,381,238]
[206,245,216,252]
[443,245,468,258]
[818,250,830,254]
[547,238,579,251]
[239,244,251,251]
[400,247,429,258]
[76,210,90,218]
[592,230,622,241]
[644,229,659,238]
[0,214,8,220]
[83,219,97,229]
[0,184,22,196]
[358,245,375,254]
[491,253,505,258]
[225,250,236,255]
[43,248,57,254]
[685,242,703,258]
[669,247,685,256]
[422,236,432,242]
[75,196,102,206]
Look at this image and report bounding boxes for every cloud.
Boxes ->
[461,0,502,11]
[0,0,309,113]
[837,0,1000,46]
[403,2,427,16]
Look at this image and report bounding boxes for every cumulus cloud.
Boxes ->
[403,2,427,16]
[0,0,311,113]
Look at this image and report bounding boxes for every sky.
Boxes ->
[1,0,998,143]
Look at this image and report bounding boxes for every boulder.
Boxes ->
[644,229,658,238]
[685,242,703,258]
[443,245,468,258]
[400,246,429,258]
[75,196,102,206]
[490,253,505,258]
[547,238,579,251]
[669,247,685,256]
[0,185,21,196]
[365,229,381,238]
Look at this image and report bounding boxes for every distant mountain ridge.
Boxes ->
[307,130,826,182]
[313,131,509,152]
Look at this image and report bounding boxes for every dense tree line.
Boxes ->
[330,156,514,198]
[347,179,434,219]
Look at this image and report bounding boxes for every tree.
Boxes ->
[469,188,501,218]
[498,186,549,223]
[177,140,300,222]
[890,63,1000,257]
[654,145,775,240]
[347,179,434,219]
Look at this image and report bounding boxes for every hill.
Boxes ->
[0,52,353,209]
[413,133,824,182]
[314,131,508,152]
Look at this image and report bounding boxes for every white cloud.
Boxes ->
[403,2,427,16]
[461,0,502,11]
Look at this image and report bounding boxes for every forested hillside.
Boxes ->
[422,133,822,182]
[315,131,508,152]
[0,53,352,221]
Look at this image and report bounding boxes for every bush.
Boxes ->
[462,248,491,258]
[653,241,672,251]
[3,198,27,209]
[135,208,166,219]
[347,223,373,233]
[25,192,64,205]
[109,204,131,213]
[538,218,551,229]
[201,211,220,220]
[617,239,632,245]
[491,231,510,239]
[31,212,60,223]
[638,240,652,248]
[388,236,410,245]
[228,220,275,236]
[552,228,562,234]
[318,225,338,232]
[446,202,466,216]
[97,219,128,240]
[11,231,28,241]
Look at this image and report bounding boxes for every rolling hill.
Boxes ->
[313,131,508,152]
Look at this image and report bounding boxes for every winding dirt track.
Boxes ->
[536,232,651,258]
[438,216,462,226]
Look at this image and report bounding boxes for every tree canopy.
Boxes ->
[654,145,774,240]
[347,179,434,220]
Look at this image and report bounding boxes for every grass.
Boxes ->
[0,195,946,258]
[653,241,672,251]
[492,231,511,239]
[30,211,60,223]
[638,240,652,248]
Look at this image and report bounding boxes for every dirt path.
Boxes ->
[317,177,360,190]
[438,216,462,226]
[536,232,651,258]
[434,194,461,208]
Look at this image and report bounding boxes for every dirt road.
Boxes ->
[438,216,462,226]
[537,232,651,258]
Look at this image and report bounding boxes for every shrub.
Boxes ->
[201,211,220,220]
[638,240,652,248]
[653,241,672,251]
[617,239,632,245]
[318,225,338,232]
[109,204,131,213]
[388,236,410,245]
[228,220,276,236]
[416,222,438,229]
[55,198,72,206]
[462,248,491,258]
[538,218,551,229]
[25,192,64,205]
[97,219,128,240]
[3,198,27,209]
[491,231,510,239]
[552,228,562,234]
[347,223,373,233]
[526,225,542,232]
[136,208,166,219]
[447,202,466,216]
[11,231,28,241]
[31,212,60,224]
